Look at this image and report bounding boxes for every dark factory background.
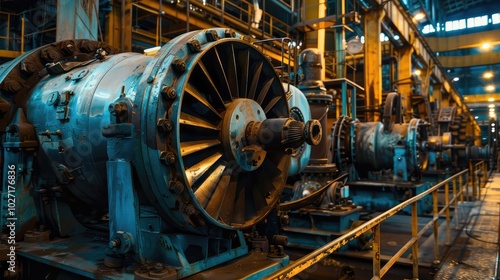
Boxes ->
[0,0,499,279]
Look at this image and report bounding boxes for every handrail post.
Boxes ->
[483,160,488,188]
[470,160,476,199]
[372,224,381,279]
[432,189,440,265]
[445,181,450,245]
[411,201,419,279]
[466,169,470,201]
[453,177,459,230]
[459,174,464,203]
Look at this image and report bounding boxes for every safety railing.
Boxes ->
[253,37,292,89]
[0,11,24,56]
[133,0,291,62]
[265,163,487,280]
[469,159,488,200]
[0,6,57,58]
[324,49,358,81]
[185,0,290,40]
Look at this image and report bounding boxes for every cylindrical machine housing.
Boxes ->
[331,116,428,179]
[1,29,313,237]
[27,53,151,207]
[354,122,408,171]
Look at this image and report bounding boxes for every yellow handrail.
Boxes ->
[265,162,485,280]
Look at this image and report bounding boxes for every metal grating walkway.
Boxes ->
[433,172,500,280]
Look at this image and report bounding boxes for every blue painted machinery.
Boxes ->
[424,106,491,186]
[0,29,323,279]
[287,49,490,218]
[329,96,489,214]
[280,49,365,251]
[330,98,433,215]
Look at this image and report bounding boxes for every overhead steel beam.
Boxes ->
[463,94,500,104]
[436,52,500,68]
[426,30,500,52]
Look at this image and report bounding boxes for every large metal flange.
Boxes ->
[136,28,291,232]
[406,118,429,174]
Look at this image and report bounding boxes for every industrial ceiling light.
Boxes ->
[453,77,459,81]
[483,71,494,79]
[489,104,495,108]
[489,97,496,102]
[481,42,492,50]
[413,12,425,22]
[485,85,495,92]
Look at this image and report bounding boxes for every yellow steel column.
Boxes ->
[105,0,132,51]
[122,0,133,52]
[105,0,121,49]
[304,0,326,80]
[363,7,383,122]
[398,45,413,122]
